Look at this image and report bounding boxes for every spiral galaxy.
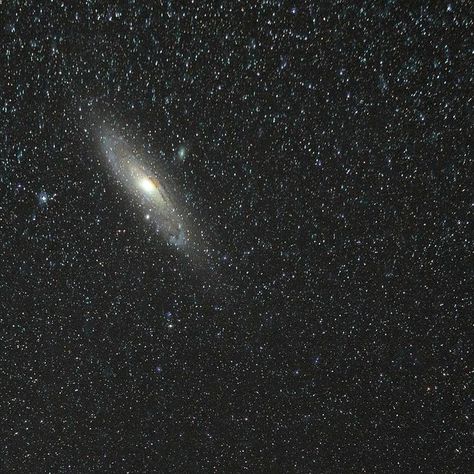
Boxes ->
[99,128,188,250]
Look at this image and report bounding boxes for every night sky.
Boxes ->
[1,1,472,472]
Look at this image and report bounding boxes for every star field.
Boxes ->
[1,1,472,472]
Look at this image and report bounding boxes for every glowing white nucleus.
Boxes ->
[139,177,157,194]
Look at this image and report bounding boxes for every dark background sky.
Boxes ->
[1,1,472,472]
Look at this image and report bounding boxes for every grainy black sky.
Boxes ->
[1,1,472,472]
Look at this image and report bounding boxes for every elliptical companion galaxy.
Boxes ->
[99,127,188,250]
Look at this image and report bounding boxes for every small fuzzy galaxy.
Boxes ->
[1,2,472,472]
